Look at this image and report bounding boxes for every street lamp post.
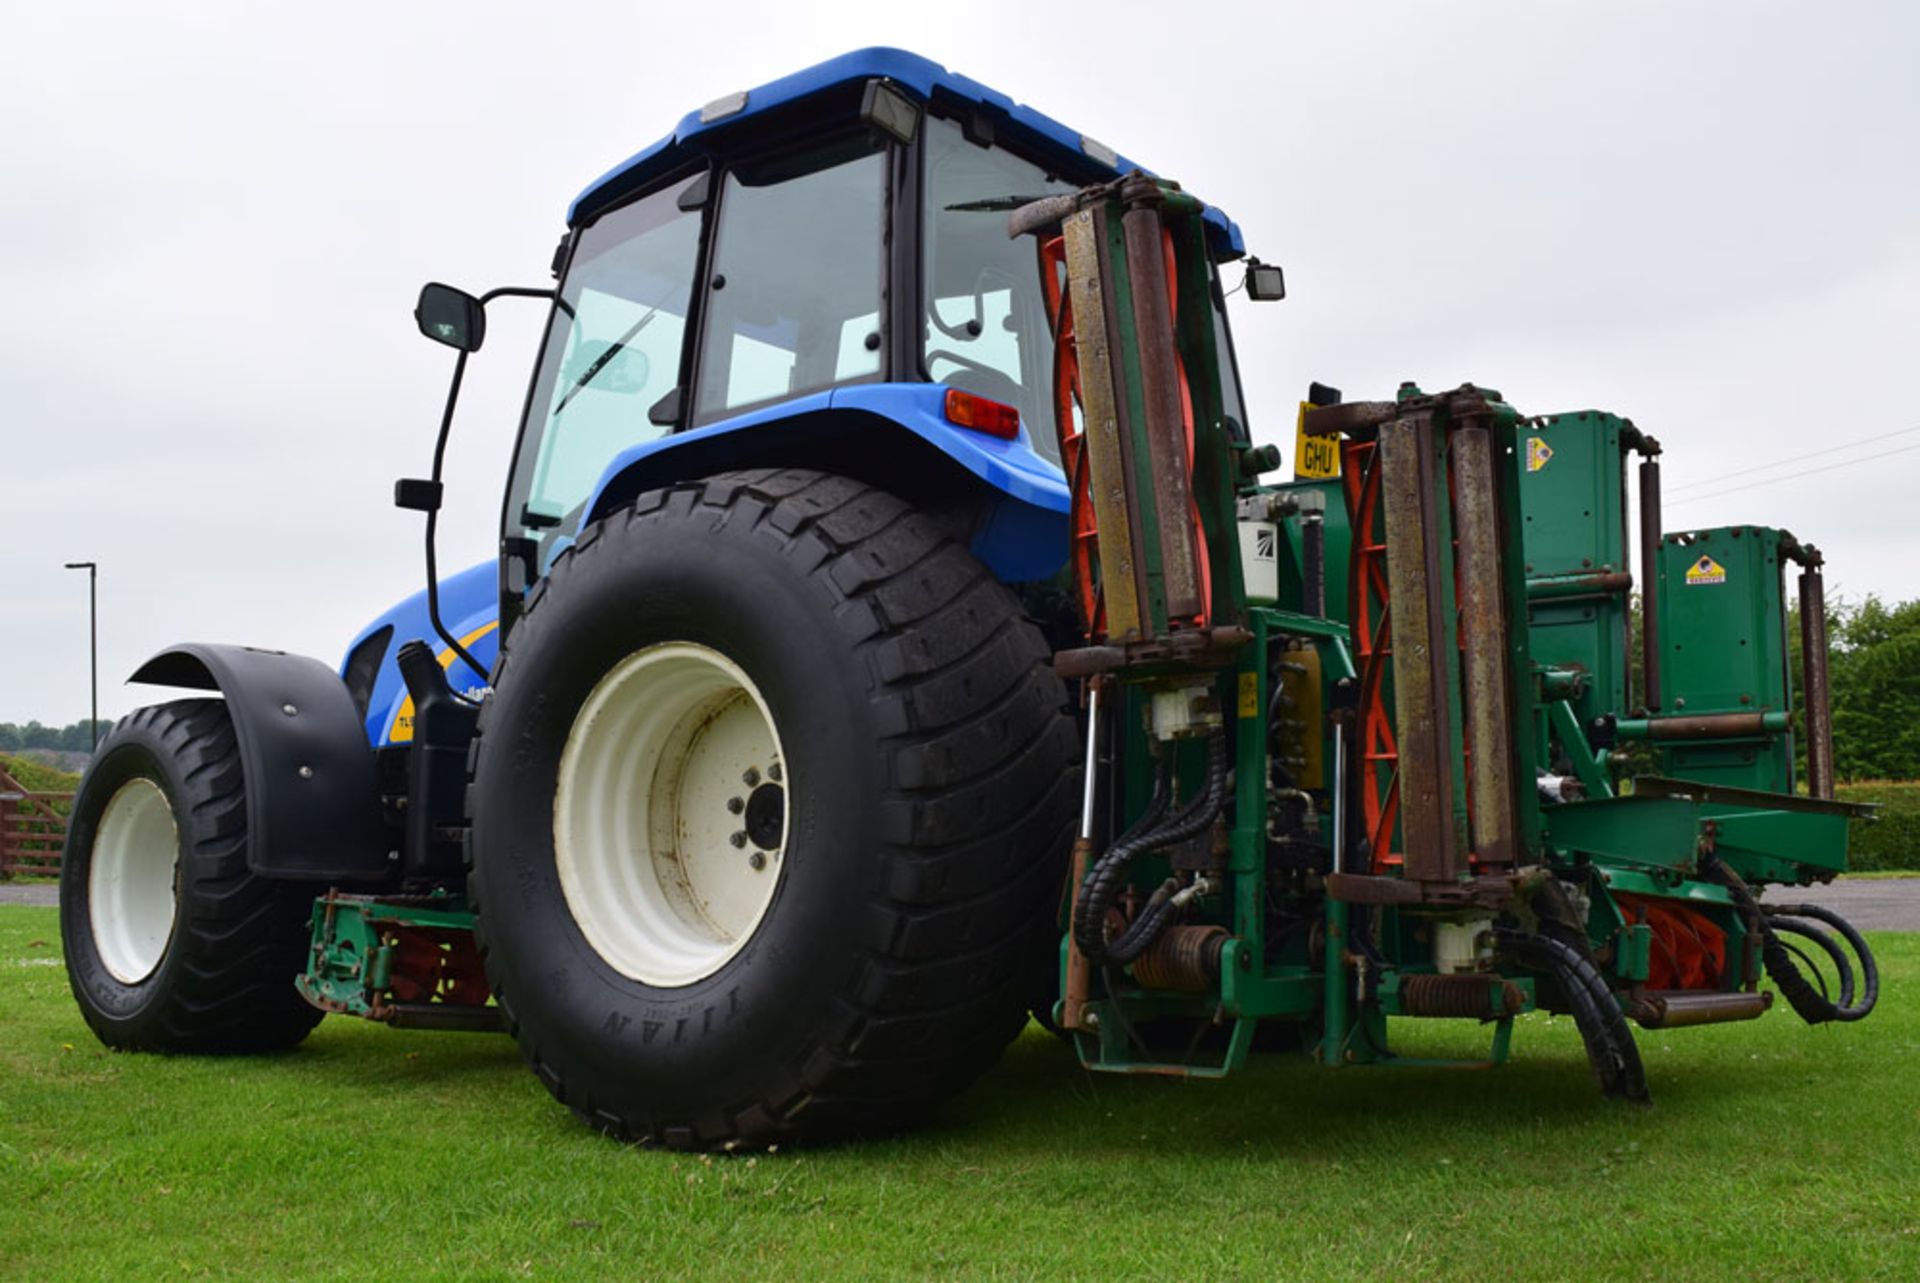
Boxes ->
[63,561,98,752]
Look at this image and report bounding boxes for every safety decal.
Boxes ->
[1237,671,1260,718]
[1525,437,1554,472]
[1684,555,1727,586]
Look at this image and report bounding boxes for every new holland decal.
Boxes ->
[1525,437,1554,472]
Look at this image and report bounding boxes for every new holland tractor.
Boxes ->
[62,48,1878,1149]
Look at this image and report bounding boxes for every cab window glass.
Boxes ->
[695,137,887,423]
[509,179,702,544]
[922,116,1078,464]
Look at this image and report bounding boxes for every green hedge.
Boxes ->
[1838,780,1920,872]
[0,753,79,819]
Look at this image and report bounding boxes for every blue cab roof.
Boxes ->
[567,47,1244,258]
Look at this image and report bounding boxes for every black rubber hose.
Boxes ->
[1074,734,1229,967]
[1762,901,1878,1022]
[1701,855,1879,1024]
[1765,914,1855,1011]
[1503,931,1650,1103]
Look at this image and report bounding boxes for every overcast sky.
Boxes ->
[3,2,1915,726]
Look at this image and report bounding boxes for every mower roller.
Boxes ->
[60,49,1878,1148]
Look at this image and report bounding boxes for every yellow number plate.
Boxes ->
[1294,402,1341,479]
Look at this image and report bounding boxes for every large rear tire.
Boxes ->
[467,469,1077,1149]
[60,700,324,1052]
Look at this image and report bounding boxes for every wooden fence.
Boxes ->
[1,767,70,878]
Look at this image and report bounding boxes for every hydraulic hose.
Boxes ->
[1502,930,1650,1103]
[1074,733,1229,967]
[1700,854,1879,1024]
[1765,914,1855,1010]
[1759,901,1878,1023]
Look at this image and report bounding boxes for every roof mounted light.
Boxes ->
[860,79,920,144]
[1080,134,1119,168]
[699,90,749,124]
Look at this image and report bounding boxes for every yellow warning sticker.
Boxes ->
[1525,436,1554,472]
[1684,556,1727,586]
[1238,671,1260,718]
[1294,402,1342,480]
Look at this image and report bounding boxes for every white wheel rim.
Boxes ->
[88,776,180,984]
[555,642,789,987]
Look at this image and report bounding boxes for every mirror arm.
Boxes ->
[480,285,557,306]
[419,348,491,686]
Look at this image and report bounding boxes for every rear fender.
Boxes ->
[131,644,392,882]
[582,384,1071,583]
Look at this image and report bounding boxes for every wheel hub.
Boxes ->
[88,776,180,984]
[555,642,789,987]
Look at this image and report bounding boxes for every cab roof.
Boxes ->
[567,47,1244,258]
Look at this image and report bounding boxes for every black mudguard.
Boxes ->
[131,643,392,881]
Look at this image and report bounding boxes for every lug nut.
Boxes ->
[729,831,748,848]
[748,852,766,871]
[727,797,745,814]
[767,762,782,782]
[742,767,760,787]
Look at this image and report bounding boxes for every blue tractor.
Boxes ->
[63,47,1875,1149]
[61,50,1265,1147]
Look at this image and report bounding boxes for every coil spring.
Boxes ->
[1398,972,1523,1019]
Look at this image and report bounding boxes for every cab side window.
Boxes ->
[695,137,888,423]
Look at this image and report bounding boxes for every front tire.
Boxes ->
[60,700,324,1052]
[468,470,1078,1149]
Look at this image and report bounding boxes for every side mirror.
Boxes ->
[415,282,486,352]
[1244,259,1286,302]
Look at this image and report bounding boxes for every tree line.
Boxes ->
[1809,596,1920,782]
[0,720,109,754]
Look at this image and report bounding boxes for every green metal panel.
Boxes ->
[1537,794,1704,872]
[1654,526,1795,793]
[1515,412,1631,727]
[1706,805,1850,882]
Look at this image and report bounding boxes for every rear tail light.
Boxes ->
[943,388,1021,439]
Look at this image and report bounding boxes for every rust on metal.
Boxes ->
[1376,411,1460,882]
[1524,570,1633,601]
[1798,562,1836,799]
[1061,836,1097,1029]
[1639,712,1779,741]
[1117,176,1203,621]
[1130,924,1229,992]
[1638,456,1664,712]
[1631,990,1771,1029]
[1398,972,1525,1019]
[1052,626,1253,679]
[1326,871,1519,910]
[1450,420,1518,869]
[1061,206,1147,641]
[1302,400,1396,440]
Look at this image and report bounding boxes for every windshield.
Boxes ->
[506,175,703,558]
[921,117,1078,465]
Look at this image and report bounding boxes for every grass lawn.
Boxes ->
[2,904,1915,1281]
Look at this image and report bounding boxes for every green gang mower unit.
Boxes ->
[59,50,1878,1149]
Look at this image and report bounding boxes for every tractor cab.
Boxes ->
[476,49,1256,626]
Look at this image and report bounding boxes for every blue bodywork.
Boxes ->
[347,562,498,746]
[568,47,1244,256]
[346,48,1245,749]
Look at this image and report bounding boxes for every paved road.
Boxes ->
[6,878,1919,926]
[1760,877,1920,933]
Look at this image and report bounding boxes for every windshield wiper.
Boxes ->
[943,195,1061,213]
[553,303,662,416]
